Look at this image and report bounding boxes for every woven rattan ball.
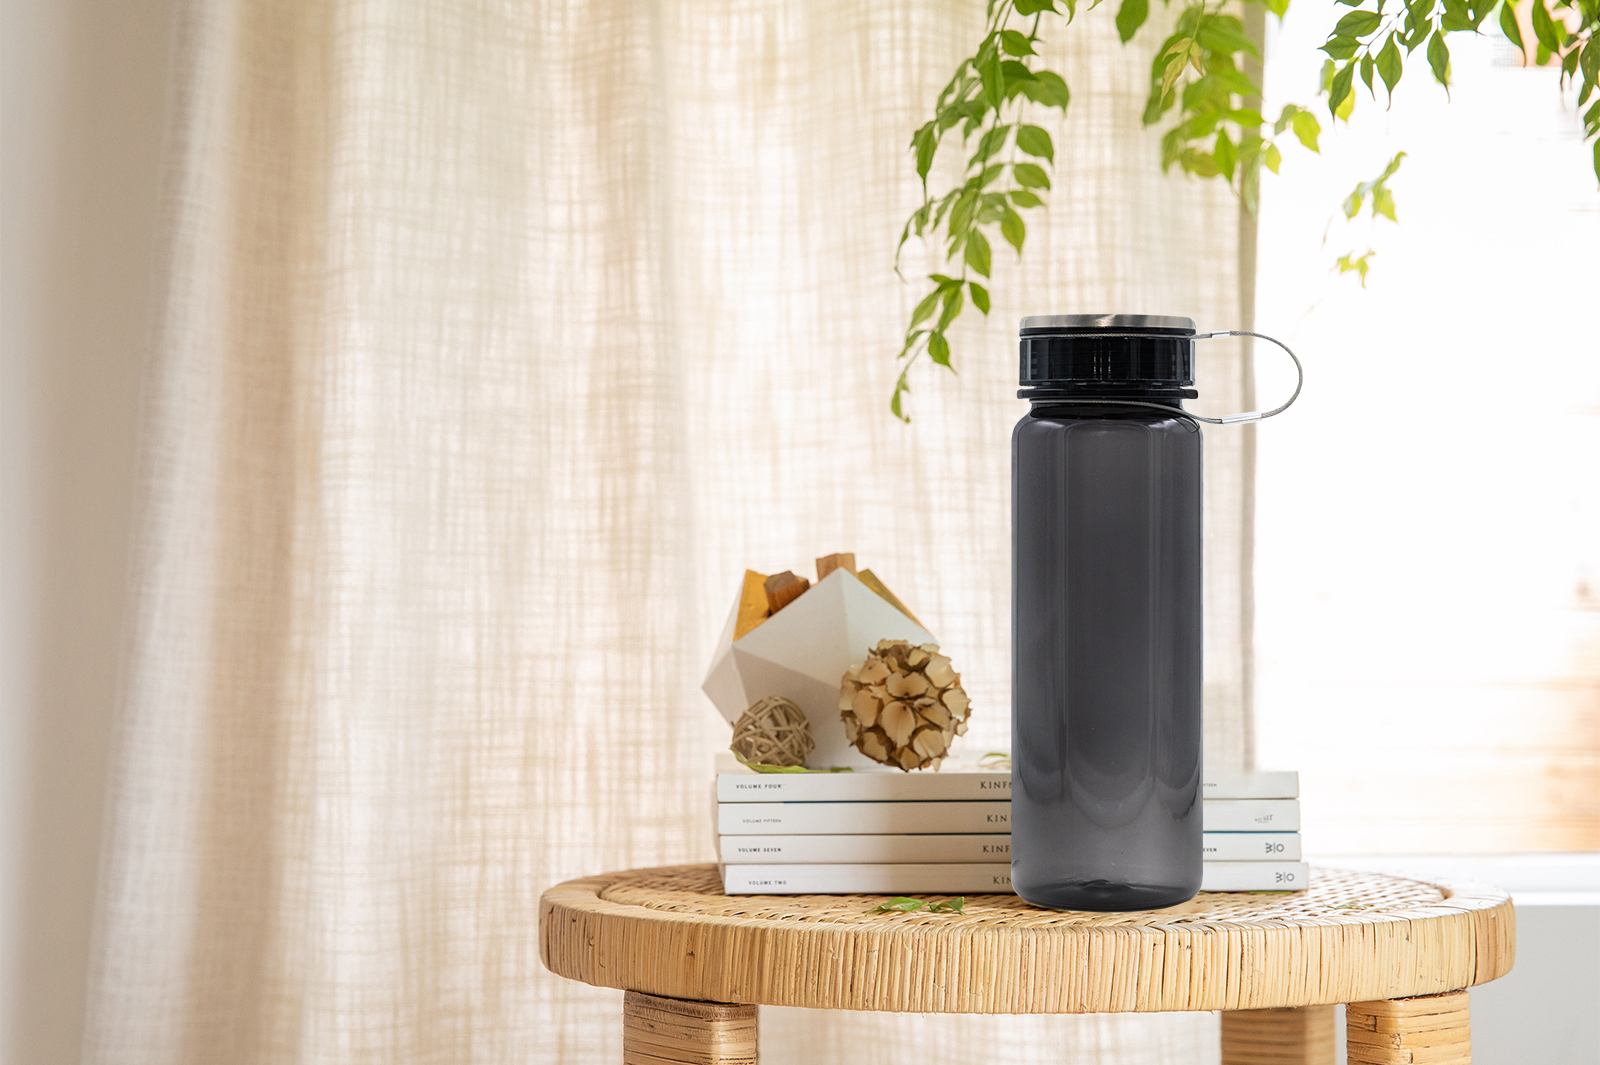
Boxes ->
[730,696,814,768]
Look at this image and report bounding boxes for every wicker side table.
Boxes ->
[540,864,1513,1065]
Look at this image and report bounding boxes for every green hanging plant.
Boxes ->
[891,0,1600,420]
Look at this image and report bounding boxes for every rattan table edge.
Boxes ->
[539,863,1514,1015]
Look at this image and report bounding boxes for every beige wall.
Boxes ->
[2,0,176,1060]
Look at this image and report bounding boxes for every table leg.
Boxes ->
[1345,990,1470,1065]
[1221,1005,1337,1064]
[622,990,759,1065]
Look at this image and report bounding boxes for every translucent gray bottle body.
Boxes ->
[1010,404,1203,911]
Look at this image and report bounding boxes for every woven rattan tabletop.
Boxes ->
[539,863,1514,1014]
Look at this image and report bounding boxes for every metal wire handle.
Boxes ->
[1029,329,1303,425]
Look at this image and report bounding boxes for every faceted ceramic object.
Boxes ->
[702,569,936,769]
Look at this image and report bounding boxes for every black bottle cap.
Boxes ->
[1019,313,1196,397]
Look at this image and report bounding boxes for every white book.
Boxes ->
[720,862,1310,895]
[1201,832,1302,861]
[1202,800,1300,832]
[716,799,1298,835]
[721,863,1014,894]
[719,834,1013,864]
[718,801,1011,836]
[717,771,1012,803]
[1200,861,1310,892]
[720,831,1301,864]
[1201,770,1299,800]
[716,769,1297,803]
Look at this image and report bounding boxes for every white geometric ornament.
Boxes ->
[702,568,937,770]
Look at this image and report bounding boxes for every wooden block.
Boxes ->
[1346,991,1471,1065]
[763,571,809,614]
[1221,1005,1336,1065]
[733,571,770,641]
[856,568,926,630]
[623,991,758,1065]
[815,553,857,580]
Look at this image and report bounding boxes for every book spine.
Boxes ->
[1200,771,1299,800]
[719,834,1013,864]
[717,773,1012,803]
[1200,799,1300,832]
[1200,832,1302,861]
[717,772,1297,802]
[717,801,1011,835]
[720,832,1299,864]
[721,861,1311,894]
[1200,861,1310,892]
[721,863,1014,895]
[717,800,1295,834]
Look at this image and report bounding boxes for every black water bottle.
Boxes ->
[1011,314,1203,912]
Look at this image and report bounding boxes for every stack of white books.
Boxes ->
[716,766,1306,896]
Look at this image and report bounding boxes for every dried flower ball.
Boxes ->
[838,640,970,771]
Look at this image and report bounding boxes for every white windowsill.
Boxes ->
[1309,852,1600,906]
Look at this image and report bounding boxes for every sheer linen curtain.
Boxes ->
[84,2,1253,1063]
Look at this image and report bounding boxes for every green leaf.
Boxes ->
[964,229,992,277]
[937,284,966,329]
[1014,0,1059,14]
[1292,109,1322,151]
[1427,29,1451,90]
[1213,67,1261,97]
[1274,103,1299,134]
[1116,0,1150,42]
[949,190,978,237]
[928,897,967,913]
[1001,29,1037,57]
[1529,0,1559,50]
[873,896,927,913]
[1010,189,1043,208]
[1180,109,1222,139]
[1000,206,1026,252]
[1019,70,1071,109]
[971,124,1011,164]
[1000,60,1037,88]
[1371,185,1397,221]
[1014,162,1053,189]
[1161,51,1188,99]
[979,55,1005,110]
[1197,17,1260,57]
[1343,186,1365,218]
[1182,149,1220,177]
[1322,36,1361,60]
[1377,33,1404,97]
[1360,54,1376,94]
[1265,0,1290,15]
[928,332,952,367]
[890,372,908,422]
[1214,128,1238,180]
[1016,124,1055,163]
[1441,0,1475,31]
[969,282,990,315]
[1329,62,1356,119]
[1336,249,1375,286]
[1264,141,1283,173]
[909,287,943,329]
